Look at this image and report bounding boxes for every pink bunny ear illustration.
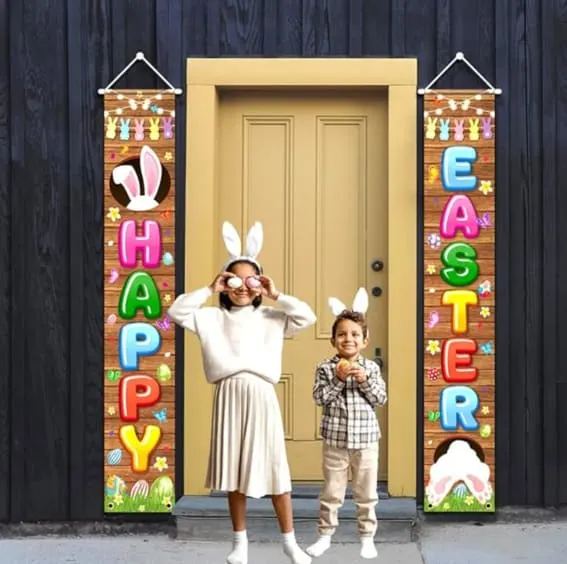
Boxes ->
[140,145,162,200]
[245,222,263,259]
[112,165,140,201]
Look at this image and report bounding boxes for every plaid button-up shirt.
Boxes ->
[313,355,388,449]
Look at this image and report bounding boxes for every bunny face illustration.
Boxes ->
[482,117,493,139]
[439,119,450,141]
[109,145,171,211]
[469,118,480,141]
[162,117,174,139]
[425,117,437,140]
[119,118,130,141]
[106,117,118,139]
[134,119,145,141]
[149,118,160,141]
[454,119,464,141]
[328,288,370,358]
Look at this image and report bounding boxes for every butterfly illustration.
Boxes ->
[428,311,440,328]
[153,408,167,423]
[150,104,159,113]
[155,315,171,331]
[427,410,441,422]
[479,341,494,355]
[475,212,492,229]
[106,369,121,383]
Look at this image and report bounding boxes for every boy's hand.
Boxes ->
[349,365,367,383]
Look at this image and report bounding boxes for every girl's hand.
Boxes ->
[258,275,280,301]
[349,365,367,383]
[209,272,233,294]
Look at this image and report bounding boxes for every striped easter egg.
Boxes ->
[131,479,150,499]
[106,448,122,466]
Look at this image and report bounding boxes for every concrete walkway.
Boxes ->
[1,521,567,563]
[0,536,422,564]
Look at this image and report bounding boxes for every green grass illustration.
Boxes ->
[104,493,174,514]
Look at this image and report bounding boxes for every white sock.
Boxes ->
[282,531,312,564]
[360,536,377,559]
[227,530,248,564]
[306,535,331,557]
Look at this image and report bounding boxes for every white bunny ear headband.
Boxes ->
[222,221,264,271]
[328,287,369,317]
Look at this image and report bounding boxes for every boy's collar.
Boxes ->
[331,354,365,365]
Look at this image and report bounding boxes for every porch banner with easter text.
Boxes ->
[423,90,495,513]
[103,90,176,513]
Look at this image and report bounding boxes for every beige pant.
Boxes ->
[317,442,379,537]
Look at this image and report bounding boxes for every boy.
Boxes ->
[307,294,387,560]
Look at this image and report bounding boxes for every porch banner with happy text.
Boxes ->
[103,90,176,513]
[423,90,495,513]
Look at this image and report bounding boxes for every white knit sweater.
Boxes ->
[168,287,317,385]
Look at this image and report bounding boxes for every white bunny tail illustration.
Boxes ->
[328,297,348,317]
[222,221,242,259]
[352,287,369,314]
[245,221,263,259]
[112,165,140,201]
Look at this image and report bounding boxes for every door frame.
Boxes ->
[184,58,418,497]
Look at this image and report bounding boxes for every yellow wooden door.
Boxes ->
[214,90,389,481]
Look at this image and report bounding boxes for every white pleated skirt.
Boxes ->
[205,372,292,499]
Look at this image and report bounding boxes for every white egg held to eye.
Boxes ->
[227,277,243,289]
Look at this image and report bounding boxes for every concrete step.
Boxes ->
[173,495,417,544]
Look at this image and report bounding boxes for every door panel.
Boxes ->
[217,90,388,480]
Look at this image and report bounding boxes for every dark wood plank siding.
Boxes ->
[0,0,565,521]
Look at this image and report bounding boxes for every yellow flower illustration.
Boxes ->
[138,505,146,512]
[164,152,173,161]
[442,502,450,510]
[163,294,172,304]
[426,340,441,355]
[479,180,493,195]
[464,496,474,506]
[153,456,169,472]
[481,406,490,415]
[113,494,123,506]
[107,406,116,416]
[426,264,436,275]
[107,207,121,222]
[162,496,172,508]
[480,306,491,319]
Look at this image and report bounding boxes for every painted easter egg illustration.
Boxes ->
[156,363,172,382]
[479,424,492,438]
[131,479,150,499]
[162,252,174,266]
[150,476,174,500]
[106,448,123,466]
[227,277,243,289]
[105,475,126,497]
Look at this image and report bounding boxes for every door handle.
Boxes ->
[374,347,384,370]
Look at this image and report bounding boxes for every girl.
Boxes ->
[168,221,316,564]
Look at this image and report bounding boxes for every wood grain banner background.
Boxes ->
[103,90,176,514]
[422,90,495,513]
